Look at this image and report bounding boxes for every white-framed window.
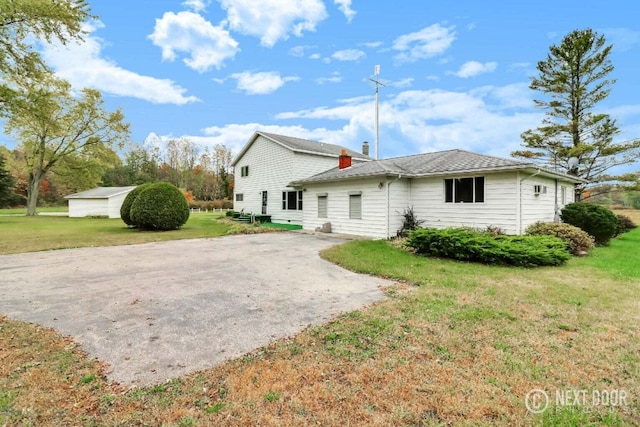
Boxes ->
[561,186,567,205]
[349,191,362,219]
[534,185,547,195]
[317,194,328,218]
[282,191,303,210]
[240,166,249,177]
[444,177,485,203]
[235,193,243,201]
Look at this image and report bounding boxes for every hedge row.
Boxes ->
[188,199,233,210]
[406,227,570,267]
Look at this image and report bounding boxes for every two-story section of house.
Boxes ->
[231,131,371,224]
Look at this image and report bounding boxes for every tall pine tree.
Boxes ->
[0,152,17,208]
[512,28,640,198]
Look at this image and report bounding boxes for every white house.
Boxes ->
[290,149,586,239]
[64,186,136,218]
[231,131,371,224]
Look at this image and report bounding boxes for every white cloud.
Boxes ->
[391,77,414,88]
[182,0,211,12]
[274,84,542,157]
[330,49,366,61]
[601,27,640,52]
[449,60,498,78]
[393,23,456,63]
[218,0,327,47]
[41,21,199,105]
[151,83,548,161]
[289,45,316,57]
[334,0,356,22]
[316,72,342,84]
[230,71,300,95]
[362,41,383,49]
[148,11,239,72]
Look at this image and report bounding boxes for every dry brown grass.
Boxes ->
[1,228,640,426]
[612,207,640,224]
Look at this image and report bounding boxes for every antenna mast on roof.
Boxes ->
[368,65,385,160]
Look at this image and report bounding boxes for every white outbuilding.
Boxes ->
[64,186,136,218]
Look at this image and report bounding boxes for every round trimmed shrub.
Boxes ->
[120,183,153,227]
[525,221,595,256]
[129,182,190,231]
[560,202,618,246]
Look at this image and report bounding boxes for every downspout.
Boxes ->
[554,179,559,222]
[386,174,402,239]
[518,169,541,234]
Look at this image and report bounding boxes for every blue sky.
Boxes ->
[5,0,640,171]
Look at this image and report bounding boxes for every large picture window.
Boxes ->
[282,191,303,210]
[444,177,485,203]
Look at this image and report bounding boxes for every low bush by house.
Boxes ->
[406,227,570,267]
[129,182,190,231]
[561,202,618,246]
[615,214,637,236]
[525,222,595,256]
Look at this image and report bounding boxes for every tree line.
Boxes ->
[0,137,234,208]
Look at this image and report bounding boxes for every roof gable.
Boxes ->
[291,149,585,185]
[64,186,136,199]
[231,131,371,166]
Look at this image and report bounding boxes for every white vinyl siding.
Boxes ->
[232,135,360,224]
[302,178,388,238]
[520,176,576,232]
[67,189,133,219]
[412,173,519,234]
[68,199,109,218]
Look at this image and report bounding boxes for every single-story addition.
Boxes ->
[64,186,136,218]
[231,131,371,224]
[289,149,586,239]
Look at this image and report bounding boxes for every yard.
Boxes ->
[0,212,231,254]
[0,210,639,425]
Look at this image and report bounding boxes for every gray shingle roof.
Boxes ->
[291,149,584,184]
[64,186,136,199]
[231,131,371,166]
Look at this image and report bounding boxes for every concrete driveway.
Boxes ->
[0,232,392,386]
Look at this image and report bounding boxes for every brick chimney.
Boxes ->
[338,149,352,169]
[362,141,369,156]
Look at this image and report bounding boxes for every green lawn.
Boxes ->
[0,212,230,254]
[0,206,68,215]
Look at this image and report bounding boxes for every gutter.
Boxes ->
[386,174,402,239]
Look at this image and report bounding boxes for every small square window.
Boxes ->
[235,193,243,201]
[240,166,249,177]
